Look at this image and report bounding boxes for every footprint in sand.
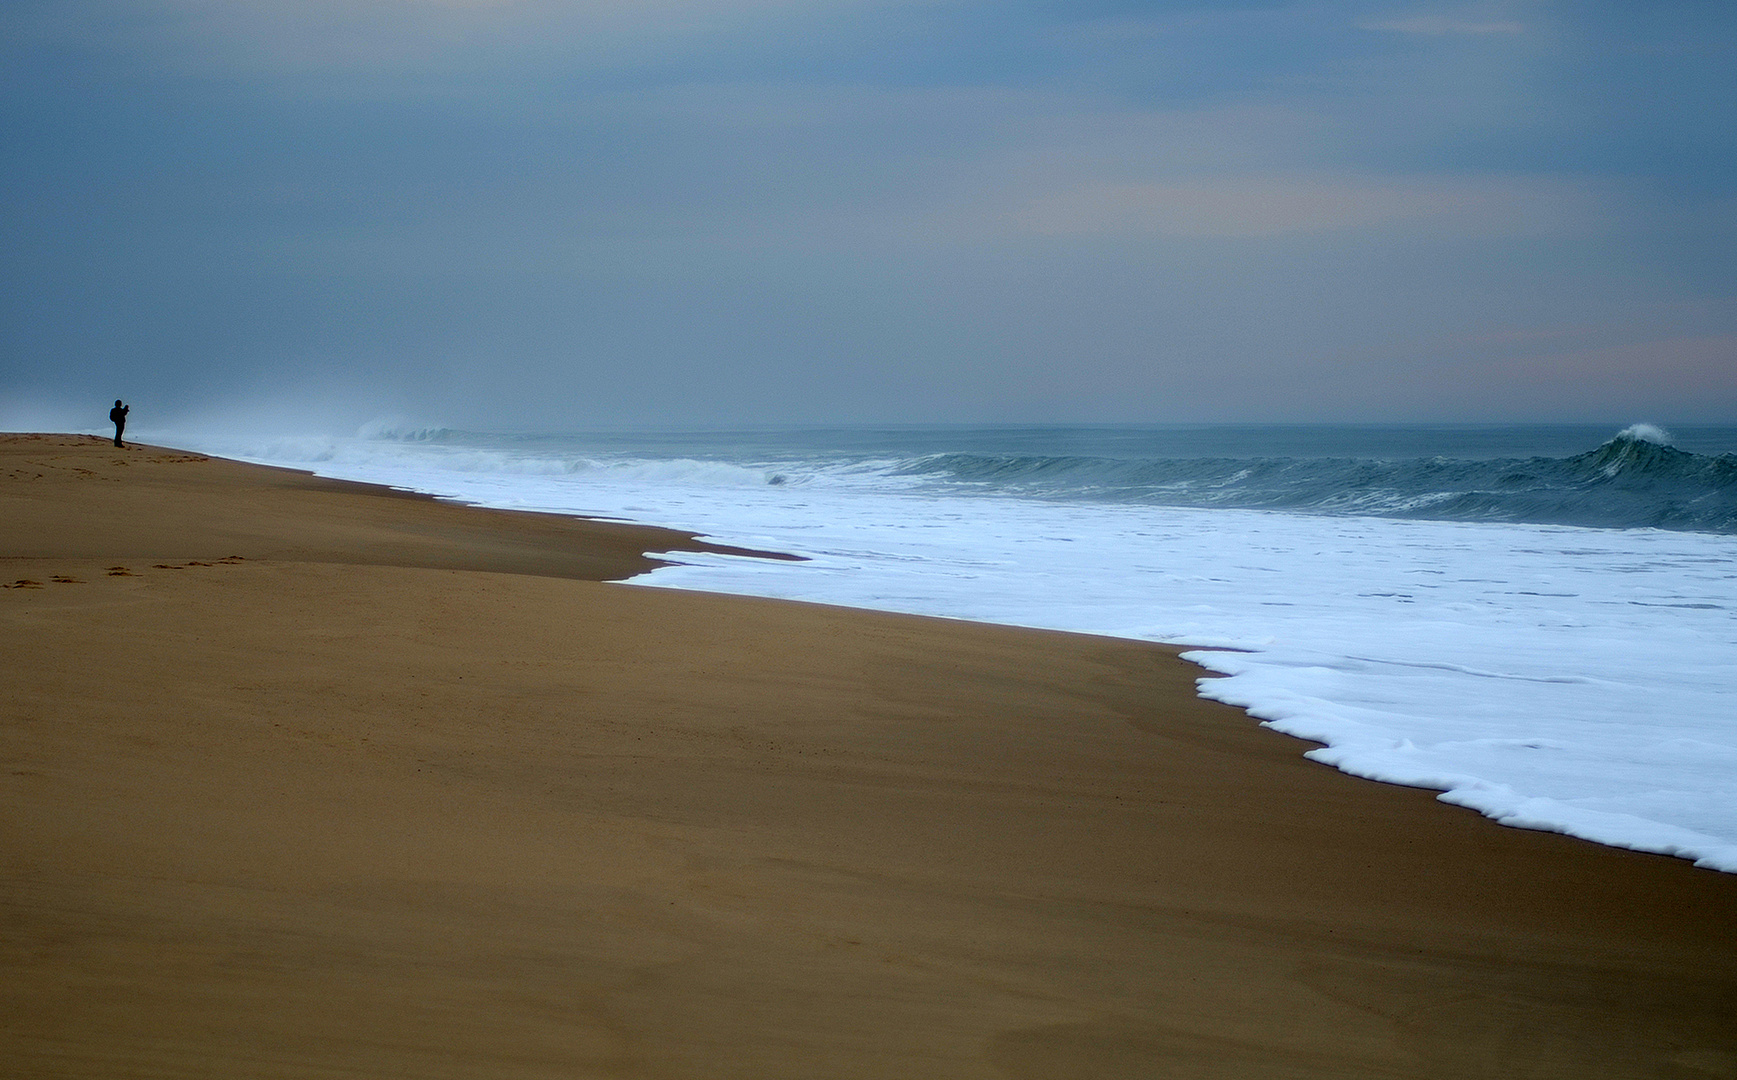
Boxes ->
[94,561,242,577]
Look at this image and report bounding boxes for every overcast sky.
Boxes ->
[3,0,1734,431]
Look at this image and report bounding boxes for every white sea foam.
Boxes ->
[1618,422,1673,446]
[170,428,1737,872]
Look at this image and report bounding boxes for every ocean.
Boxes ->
[167,421,1737,872]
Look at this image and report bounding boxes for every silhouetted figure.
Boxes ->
[110,400,129,448]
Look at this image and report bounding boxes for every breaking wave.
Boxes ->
[890,427,1737,533]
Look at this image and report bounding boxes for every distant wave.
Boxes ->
[357,417,461,442]
[890,428,1737,533]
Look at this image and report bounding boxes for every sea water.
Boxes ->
[164,422,1737,872]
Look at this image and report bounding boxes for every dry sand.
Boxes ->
[3,433,1734,1079]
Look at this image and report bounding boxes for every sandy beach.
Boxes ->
[3,433,1734,1079]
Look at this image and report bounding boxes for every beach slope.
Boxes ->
[3,434,1734,1078]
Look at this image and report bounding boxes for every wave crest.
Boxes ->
[357,417,456,442]
[1615,423,1673,446]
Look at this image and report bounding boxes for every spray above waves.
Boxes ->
[1615,422,1672,446]
[356,416,460,442]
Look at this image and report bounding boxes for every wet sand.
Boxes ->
[3,434,1734,1079]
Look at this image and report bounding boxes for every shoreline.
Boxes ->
[178,428,1737,875]
[5,434,1736,1077]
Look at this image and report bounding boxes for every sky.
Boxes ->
[2,0,1735,432]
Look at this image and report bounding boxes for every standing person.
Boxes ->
[110,400,129,448]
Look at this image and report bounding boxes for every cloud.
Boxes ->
[12,0,931,81]
[1360,16,1525,36]
[998,174,1606,240]
[7,0,1733,427]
